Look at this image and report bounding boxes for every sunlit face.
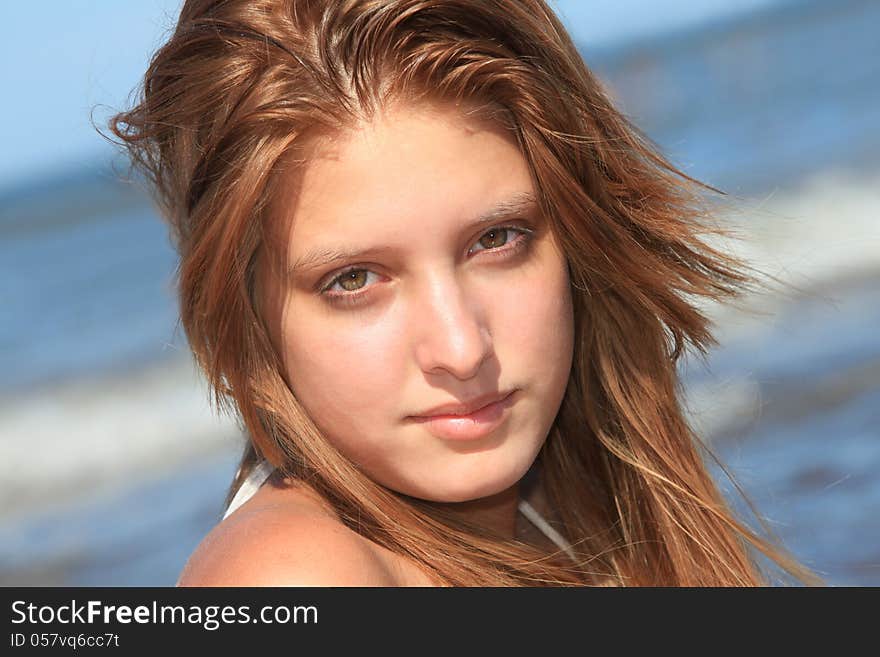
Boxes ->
[259,102,574,503]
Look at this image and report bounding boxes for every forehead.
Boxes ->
[269,103,535,255]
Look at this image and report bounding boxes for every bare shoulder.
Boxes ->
[176,486,397,587]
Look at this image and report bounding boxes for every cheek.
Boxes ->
[497,250,574,373]
[280,316,402,432]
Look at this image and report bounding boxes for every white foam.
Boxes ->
[695,167,880,340]
[0,356,241,521]
[733,169,879,283]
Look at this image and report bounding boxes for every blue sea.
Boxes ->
[1,0,878,585]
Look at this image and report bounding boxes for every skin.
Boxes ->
[178,101,574,585]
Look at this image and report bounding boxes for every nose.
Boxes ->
[412,270,492,380]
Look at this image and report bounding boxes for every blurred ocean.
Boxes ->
[1,0,878,585]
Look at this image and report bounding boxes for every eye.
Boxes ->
[320,268,381,296]
[468,226,530,256]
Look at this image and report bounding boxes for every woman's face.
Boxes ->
[260,102,574,502]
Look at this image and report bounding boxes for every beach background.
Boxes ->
[1,0,877,586]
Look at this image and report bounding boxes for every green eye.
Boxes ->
[338,269,369,291]
[322,268,376,295]
[477,228,510,250]
[468,225,531,256]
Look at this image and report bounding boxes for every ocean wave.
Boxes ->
[0,356,242,522]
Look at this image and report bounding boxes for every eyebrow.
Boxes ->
[287,191,538,276]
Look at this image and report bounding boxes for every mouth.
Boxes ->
[409,390,517,441]
[412,390,516,419]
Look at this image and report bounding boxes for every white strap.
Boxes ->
[517,499,576,562]
[222,459,275,520]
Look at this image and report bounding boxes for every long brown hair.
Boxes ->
[110,0,820,586]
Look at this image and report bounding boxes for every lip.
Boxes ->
[409,390,517,441]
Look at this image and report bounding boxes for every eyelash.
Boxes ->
[318,224,535,307]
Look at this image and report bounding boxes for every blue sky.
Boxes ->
[0,0,781,191]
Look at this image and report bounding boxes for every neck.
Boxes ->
[449,482,521,538]
[451,460,544,538]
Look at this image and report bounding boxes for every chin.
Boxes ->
[410,449,539,503]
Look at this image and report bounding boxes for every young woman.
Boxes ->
[111,0,819,586]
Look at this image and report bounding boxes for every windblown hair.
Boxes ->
[110,0,819,585]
